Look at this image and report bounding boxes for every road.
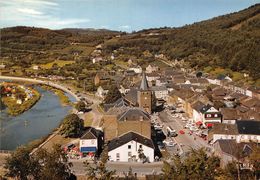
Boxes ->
[0,75,80,101]
[159,110,212,155]
[70,159,163,176]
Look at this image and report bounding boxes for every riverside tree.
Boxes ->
[60,113,84,138]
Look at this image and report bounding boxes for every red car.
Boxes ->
[179,130,185,134]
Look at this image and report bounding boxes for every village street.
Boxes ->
[159,110,212,155]
[69,159,163,176]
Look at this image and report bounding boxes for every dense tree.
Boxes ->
[248,145,260,179]
[75,100,86,112]
[4,144,73,180]
[104,85,121,104]
[162,148,221,180]
[60,113,84,138]
[35,144,72,180]
[4,146,33,179]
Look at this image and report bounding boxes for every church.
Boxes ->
[124,72,154,114]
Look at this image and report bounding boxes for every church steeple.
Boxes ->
[140,72,149,90]
[137,72,152,114]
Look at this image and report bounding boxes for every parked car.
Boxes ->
[163,140,177,147]
[157,141,165,149]
[190,126,199,132]
[154,123,164,130]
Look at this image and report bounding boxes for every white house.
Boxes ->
[92,56,104,64]
[146,64,159,74]
[129,65,142,74]
[80,127,103,154]
[108,132,155,162]
[32,65,39,70]
[192,103,222,125]
[208,121,260,144]
[146,72,160,82]
[95,86,109,99]
[236,121,260,143]
[119,85,131,95]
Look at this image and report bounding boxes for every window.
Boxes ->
[214,114,218,117]
[128,152,132,157]
[128,145,131,149]
[116,153,120,161]
[139,145,142,149]
[206,114,211,118]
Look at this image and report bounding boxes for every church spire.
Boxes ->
[140,72,149,90]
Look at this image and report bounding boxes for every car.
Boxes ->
[157,141,165,149]
[163,140,177,147]
[154,123,164,129]
[185,124,192,129]
[190,126,199,132]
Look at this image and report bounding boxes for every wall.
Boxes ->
[80,139,97,148]
[137,91,152,114]
[108,140,154,162]
[222,119,236,124]
[192,109,202,122]
[236,135,260,143]
[154,90,168,100]
[212,134,237,143]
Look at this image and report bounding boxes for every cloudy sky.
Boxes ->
[0,0,258,31]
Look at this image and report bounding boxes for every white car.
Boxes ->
[154,124,164,129]
[163,140,177,147]
[190,126,199,132]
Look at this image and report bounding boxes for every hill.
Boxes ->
[103,4,260,81]
[0,26,121,67]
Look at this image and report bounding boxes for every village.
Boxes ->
[1,42,259,177]
[58,56,260,173]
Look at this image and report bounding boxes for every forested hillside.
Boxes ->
[0,26,120,66]
[103,4,260,80]
[0,4,259,82]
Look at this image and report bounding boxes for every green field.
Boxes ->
[38,60,75,69]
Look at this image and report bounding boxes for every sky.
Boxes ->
[0,0,259,32]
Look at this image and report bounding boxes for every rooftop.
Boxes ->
[108,132,154,151]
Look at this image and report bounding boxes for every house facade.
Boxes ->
[79,127,103,154]
[108,132,154,162]
[95,86,109,99]
[208,121,260,144]
[150,86,168,100]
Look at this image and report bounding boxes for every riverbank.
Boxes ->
[39,84,70,106]
[1,83,41,116]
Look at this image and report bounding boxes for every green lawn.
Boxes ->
[84,113,93,127]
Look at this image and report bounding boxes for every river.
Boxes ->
[0,86,76,150]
